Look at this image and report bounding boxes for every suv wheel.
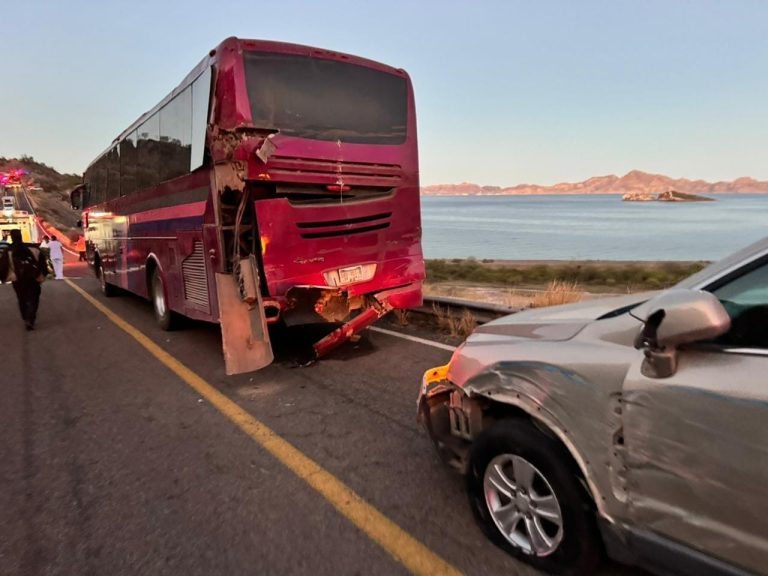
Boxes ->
[467,420,602,576]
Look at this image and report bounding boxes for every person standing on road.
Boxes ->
[49,235,64,279]
[74,235,86,262]
[39,235,53,277]
[0,229,46,330]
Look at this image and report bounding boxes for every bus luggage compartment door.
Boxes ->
[216,255,274,375]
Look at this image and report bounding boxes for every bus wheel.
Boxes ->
[151,268,176,331]
[97,261,117,297]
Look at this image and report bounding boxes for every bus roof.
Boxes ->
[86,37,409,172]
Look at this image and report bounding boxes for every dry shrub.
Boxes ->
[456,308,478,337]
[392,308,410,326]
[530,280,583,308]
[432,304,477,338]
[432,303,450,330]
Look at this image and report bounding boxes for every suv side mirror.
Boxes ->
[634,289,731,378]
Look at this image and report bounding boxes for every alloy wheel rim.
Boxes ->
[483,454,564,557]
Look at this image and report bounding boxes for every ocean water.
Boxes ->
[420,194,767,261]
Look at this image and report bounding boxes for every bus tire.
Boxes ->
[97,260,117,297]
[151,268,177,331]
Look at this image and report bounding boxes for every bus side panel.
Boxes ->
[118,170,212,319]
[88,214,118,281]
[202,218,221,322]
[125,236,150,298]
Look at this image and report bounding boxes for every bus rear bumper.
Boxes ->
[312,282,422,359]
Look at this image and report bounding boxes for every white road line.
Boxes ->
[369,326,456,352]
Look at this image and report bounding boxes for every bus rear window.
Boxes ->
[243,52,407,145]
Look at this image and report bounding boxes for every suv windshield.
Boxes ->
[711,258,768,348]
[243,52,407,145]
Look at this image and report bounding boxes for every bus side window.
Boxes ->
[137,113,160,192]
[120,131,138,196]
[89,156,108,206]
[191,67,212,171]
[159,87,192,182]
[106,146,121,201]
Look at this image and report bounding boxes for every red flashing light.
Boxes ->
[326,184,351,192]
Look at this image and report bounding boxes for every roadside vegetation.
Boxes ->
[426,258,708,292]
[0,156,82,236]
[431,304,478,338]
[529,280,583,308]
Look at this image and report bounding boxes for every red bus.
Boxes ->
[72,37,424,374]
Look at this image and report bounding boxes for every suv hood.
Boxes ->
[472,292,654,341]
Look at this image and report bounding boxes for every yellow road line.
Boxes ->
[65,279,462,576]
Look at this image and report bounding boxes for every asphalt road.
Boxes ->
[11,187,33,213]
[0,260,642,576]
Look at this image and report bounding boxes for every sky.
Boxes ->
[1,0,767,186]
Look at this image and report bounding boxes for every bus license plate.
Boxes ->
[338,265,363,285]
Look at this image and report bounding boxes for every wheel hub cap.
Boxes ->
[483,454,564,557]
[515,493,531,514]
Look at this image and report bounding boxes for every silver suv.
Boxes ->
[418,237,768,575]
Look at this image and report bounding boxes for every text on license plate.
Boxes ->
[338,266,363,284]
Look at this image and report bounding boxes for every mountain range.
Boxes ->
[421,170,768,196]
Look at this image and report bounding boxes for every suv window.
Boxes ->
[711,260,768,349]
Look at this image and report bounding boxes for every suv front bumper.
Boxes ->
[417,364,473,472]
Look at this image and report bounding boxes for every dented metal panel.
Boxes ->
[216,266,274,375]
[456,336,638,521]
[623,351,768,573]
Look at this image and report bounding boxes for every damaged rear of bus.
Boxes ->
[75,37,424,374]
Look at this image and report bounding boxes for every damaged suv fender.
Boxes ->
[421,353,636,525]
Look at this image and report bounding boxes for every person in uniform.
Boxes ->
[74,235,86,262]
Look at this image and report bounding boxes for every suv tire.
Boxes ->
[467,419,602,576]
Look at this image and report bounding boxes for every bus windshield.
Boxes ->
[243,52,407,145]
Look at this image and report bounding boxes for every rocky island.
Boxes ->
[622,190,715,202]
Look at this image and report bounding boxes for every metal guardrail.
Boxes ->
[420,295,520,324]
[420,289,625,324]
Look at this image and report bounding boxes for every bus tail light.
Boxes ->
[326,184,350,192]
